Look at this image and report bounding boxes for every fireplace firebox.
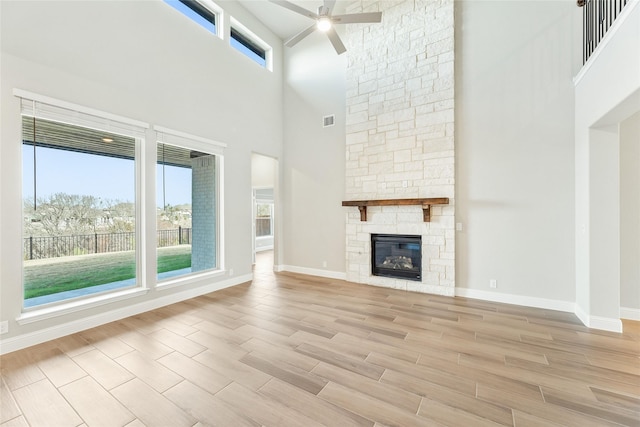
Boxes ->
[371,234,421,281]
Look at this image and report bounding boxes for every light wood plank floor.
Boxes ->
[2,252,639,426]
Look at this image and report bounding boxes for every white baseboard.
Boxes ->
[0,274,252,355]
[621,306,640,321]
[280,265,347,281]
[571,302,624,333]
[455,288,575,313]
[457,289,625,332]
[574,303,589,327]
[589,315,623,333]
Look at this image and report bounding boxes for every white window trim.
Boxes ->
[16,288,149,326]
[154,125,226,287]
[200,0,224,40]
[229,16,273,71]
[154,125,226,155]
[165,0,224,40]
[155,269,227,292]
[16,90,149,316]
[14,89,148,136]
[255,201,274,237]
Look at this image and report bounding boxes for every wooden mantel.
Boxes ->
[342,198,449,222]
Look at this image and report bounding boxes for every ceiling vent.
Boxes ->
[323,114,335,127]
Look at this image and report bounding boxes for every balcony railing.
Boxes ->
[579,0,629,63]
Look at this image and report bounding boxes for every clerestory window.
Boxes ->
[164,0,272,70]
[165,0,221,37]
[230,18,272,69]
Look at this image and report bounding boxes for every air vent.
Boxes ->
[323,114,335,127]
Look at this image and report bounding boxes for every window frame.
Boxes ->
[230,17,273,70]
[255,201,274,238]
[15,89,149,314]
[154,125,226,289]
[12,94,228,323]
[164,0,224,39]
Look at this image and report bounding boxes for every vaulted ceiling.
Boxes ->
[238,0,347,41]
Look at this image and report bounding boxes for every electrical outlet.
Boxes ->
[322,261,327,268]
[456,223,463,231]
[229,268,234,276]
[489,279,497,289]
[0,321,8,335]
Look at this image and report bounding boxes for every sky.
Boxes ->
[22,146,192,207]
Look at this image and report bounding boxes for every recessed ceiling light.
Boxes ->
[102,137,114,143]
[317,17,332,32]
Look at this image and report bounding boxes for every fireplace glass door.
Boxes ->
[371,234,422,281]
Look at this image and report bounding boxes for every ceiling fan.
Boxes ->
[268,0,382,54]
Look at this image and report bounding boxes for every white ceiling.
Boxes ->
[237,0,346,41]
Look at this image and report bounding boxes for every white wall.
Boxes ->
[278,0,638,326]
[281,35,347,276]
[0,0,283,351]
[574,1,640,329]
[252,153,277,188]
[283,1,587,310]
[620,111,640,317]
[455,1,580,307]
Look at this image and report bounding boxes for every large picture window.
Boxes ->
[156,128,224,283]
[17,93,224,315]
[20,99,145,308]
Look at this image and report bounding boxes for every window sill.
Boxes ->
[156,269,227,291]
[17,287,149,326]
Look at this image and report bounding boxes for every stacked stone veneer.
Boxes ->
[191,155,217,272]
[344,0,455,295]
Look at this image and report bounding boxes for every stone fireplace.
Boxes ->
[344,0,455,296]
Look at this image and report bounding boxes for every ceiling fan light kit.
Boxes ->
[269,0,382,54]
[317,17,332,32]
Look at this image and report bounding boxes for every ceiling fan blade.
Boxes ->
[324,0,336,14]
[268,0,318,19]
[326,27,346,55]
[332,12,383,24]
[285,23,317,47]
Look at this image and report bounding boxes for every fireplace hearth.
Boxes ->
[371,234,421,281]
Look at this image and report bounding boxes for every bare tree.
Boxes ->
[23,194,105,258]
[158,204,191,229]
[24,193,105,236]
[104,200,136,233]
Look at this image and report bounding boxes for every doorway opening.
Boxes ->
[251,153,278,270]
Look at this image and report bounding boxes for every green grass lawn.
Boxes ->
[24,245,192,299]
